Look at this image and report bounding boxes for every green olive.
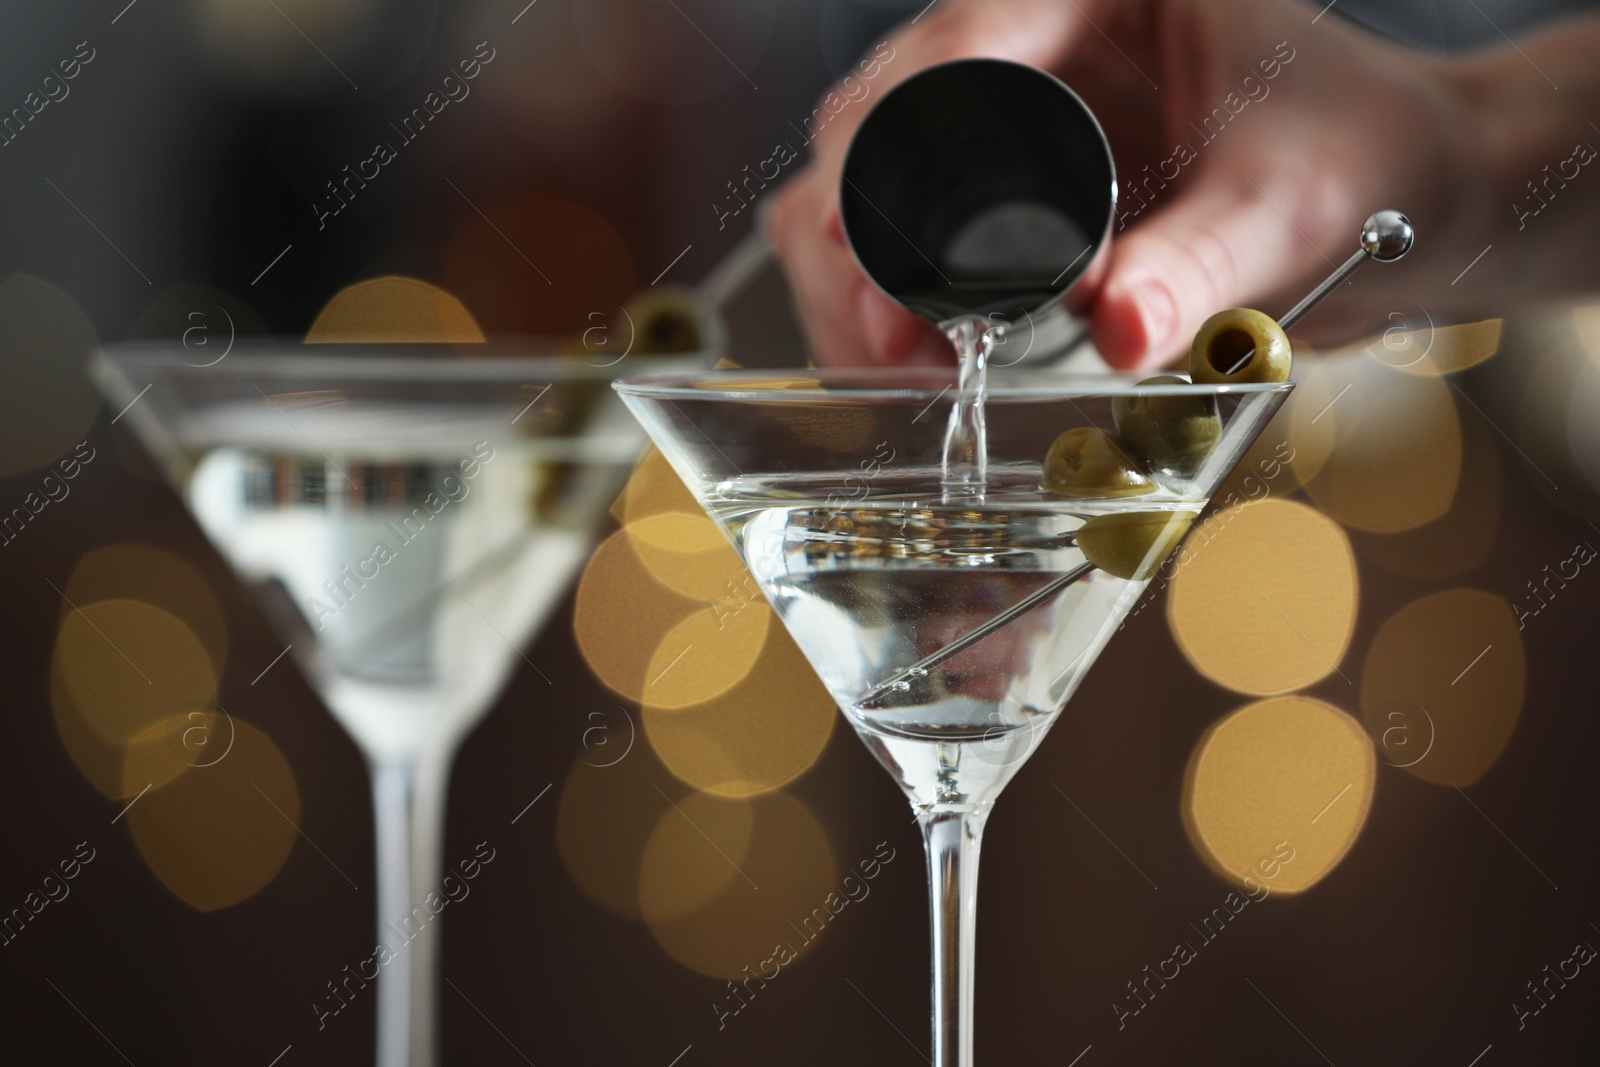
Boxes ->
[1189,308,1291,384]
[1112,375,1221,478]
[561,287,704,361]
[1042,428,1153,498]
[624,286,704,354]
[1077,511,1195,580]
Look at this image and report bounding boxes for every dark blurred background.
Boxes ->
[4,1,1600,1064]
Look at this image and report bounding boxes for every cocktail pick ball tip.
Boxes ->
[1361,210,1414,262]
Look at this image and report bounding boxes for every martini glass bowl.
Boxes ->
[615,367,1291,1067]
[95,342,687,1067]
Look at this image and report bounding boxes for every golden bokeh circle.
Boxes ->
[53,591,219,735]
[624,511,741,601]
[1229,340,1337,497]
[642,790,836,980]
[643,599,772,711]
[1365,319,1501,377]
[128,282,267,352]
[55,599,219,743]
[66,543,229,673]
[52,599,219,799]
[644,622,835,797]
[1349,413,1501,580]
[50,660,154,802]
[556,744,683,921]
[305,276,485,344]
[121,711,233,795]
[637,791,756,921]
[126,716,300,912]
[1167,499,1358,696]
[620,448,700,526]
[574,529,703,703]
[1360,589,1525,787]
[0,273,101,476]
[1183,696,1376,894]
[1299,355,1463,533]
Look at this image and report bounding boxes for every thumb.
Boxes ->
[1089,179,1338,369]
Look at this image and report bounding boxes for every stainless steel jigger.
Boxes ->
[857,210,1415,708]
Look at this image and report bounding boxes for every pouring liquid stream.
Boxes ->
[939,315,1004,503]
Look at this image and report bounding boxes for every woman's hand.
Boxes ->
[766,0,1489,370]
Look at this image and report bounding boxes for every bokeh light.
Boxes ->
[1297,353,1463,533]
[65,543,229,672]
[556,743,684,920]
[0,273,101,476]
[304,275,485,343]
[643,598,771,711]
[1225,340,1336,498]
[1167,499,1358,696]
[52,599,219,799]
[1349,414,1501,580]
[577,501,778,711]
[128,282,267,358]
[1184,696,1375,894]
[125,715,301,912]
[121,711,231,795]
[1364,319,1502,377]
[574,528,707,704]
[637,791,756,921]
[440,193,636,337]
[619,447,701,525]
[642,790,836,979]
[1512,320,1600,522]
[1360,589,1524,787]
[643,621,835,797]
[624,511,739,601]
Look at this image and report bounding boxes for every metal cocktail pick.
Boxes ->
[1282,209,1415,329]
[857,210,1414,708]
[1222,209,1415,372]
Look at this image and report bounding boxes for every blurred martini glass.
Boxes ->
[615,367,1289,1066]
[96,342,679,1067]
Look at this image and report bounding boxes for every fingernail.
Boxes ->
[1133,280,1177,354]
[856,282,897,363]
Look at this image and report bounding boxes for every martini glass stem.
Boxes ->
[372,755,451,1067]
[919,806,990,1067]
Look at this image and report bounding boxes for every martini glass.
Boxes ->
[95,342,682,1067]
[615,367,1290,1066]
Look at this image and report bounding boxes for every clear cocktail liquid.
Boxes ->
[175,403,636,760]
[715,321,1199,809]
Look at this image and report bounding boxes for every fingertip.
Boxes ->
[902,331,953,367]
[854,282,940,365]
[1090,292,1149,370]
[1093,279,1179,370]
[854,282,898,364]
